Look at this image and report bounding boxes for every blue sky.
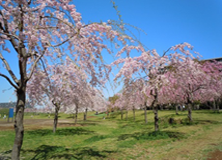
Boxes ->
[0,0,221,103]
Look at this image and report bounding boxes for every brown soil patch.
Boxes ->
[0,119,77,131]
[87,116,95,118]
[0,125,14,130]
[0,121,14,130]
[208,150,222,160]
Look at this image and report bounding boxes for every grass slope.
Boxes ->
[0,110,222,159]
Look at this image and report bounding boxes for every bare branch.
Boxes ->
[39,58,53,92]
[45,6,75,26]
[43,16,74,28]
[28,0,31,5]
[0,52,19,85]
[162,47,171,57]
[0,73,18,89]
[26,50,45,82]
[0,11,8,32]
[0,11,19,53]
[192,85,205,93]
[51,34,76,47]
[0,31,20,40]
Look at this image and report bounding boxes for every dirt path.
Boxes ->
[0,118,75,130]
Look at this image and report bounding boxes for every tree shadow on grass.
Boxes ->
[118,131,186,141]
[66,116,77,119]
[22,145,116,160]
[140,111,153,116]
[116,120,154,129]
[195,119,222,125]
[26,127,94,136]
[58,122,98,127]
[161,113,188,119]
[0,150,11,160]
[193,110,219,114]
[174,119,222,126]
[84,135,108,143]
[105,112,121,120]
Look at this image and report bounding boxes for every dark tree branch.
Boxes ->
[0,31,20,40]
[0,52,19,85]
[0,11,8,32]
[0,73,18,89]
[51,34,76,47]
[28,0,31,5]
[0,11,19,53]
[39,58,54,93]
[162,47,171,57]
[26,51,45,82]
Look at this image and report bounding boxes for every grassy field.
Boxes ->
[0,109,222,159]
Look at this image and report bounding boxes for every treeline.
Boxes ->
[0,102,32,109]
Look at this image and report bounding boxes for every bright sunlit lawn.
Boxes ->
[0,109,222,160]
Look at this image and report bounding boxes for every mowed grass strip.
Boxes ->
[0,110,222,159]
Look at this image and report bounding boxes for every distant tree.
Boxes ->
[109,95,119,104]
[27,58,96,132]
[163,57,222,122]
[196,61,222,112]
[113,43,203,130]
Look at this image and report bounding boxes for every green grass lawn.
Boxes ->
[0,109,222,159]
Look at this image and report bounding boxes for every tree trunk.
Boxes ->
[12,88,26,160]
[205,102,212,110]
[144,106,147,124]
[176,105,179,115]
[121,109,123,120]
[151,88,159,131]
[216,100,220,113]
[75,106,78,124]
[133,106,135,122]
[153,106,159,131]
[210,101,213,110]
[83,108,88,121]
[213,100,216,112]
[160,105,163,110]
[107,110,109,117]
[196,104,200,110]
[187,103,192,122]
[125,110,128,121]
[53,104,60,133]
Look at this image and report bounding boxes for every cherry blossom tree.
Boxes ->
[0,1,141,158]
[66,88,107,123]
[27,57,99,132]
[114,93,127,120]
[113,45,169,130]
[118,79,145,121]
[162,52,222,122]
[113,43,201,131]
[108,94,119,115]
[195,61,222,112]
